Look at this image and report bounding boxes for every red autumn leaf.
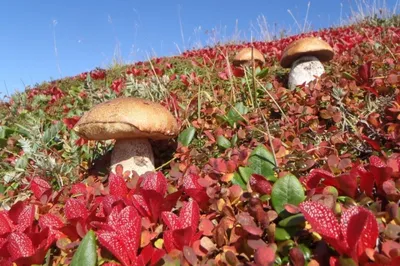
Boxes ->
[110,78,125,94]
[62,116,80,130]
[97,206,141,266]
[369,156,392,188]
[70,183,87,196]
[30,177,52,199]
[90,68,106,80]
[140,171,167,196]
[162,212,180,230]
[162,201,200,252]
[75,137,88,146]
[131,194,152,219]
[182,174,209,208]
[178,201,200,233]
[108,172,128,197]
[299,201,347,254]
[336,174,357,198]
[7,232,34,261]
[382,240,400,258]
[362,135,381,151]
[0,211,14,235]
[303,169,339,191]
[39,213,64,230]
[358,61,372,82]
[356,164,375,197]
[341,206,379,260]
[8,202,35,233]
[64,198,89,221]
[254,245,275,266]
[97,230,131,266]
[250,174,272,195]
[140,190,164,222]
[289,247,306,266]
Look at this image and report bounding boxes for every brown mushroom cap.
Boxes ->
[74,97,179,140]
[280,37,334,68]
[232,47,265,67]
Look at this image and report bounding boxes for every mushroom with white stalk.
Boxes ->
[233,47,265,68]
[280,37,334,90]
[73,97,179,176]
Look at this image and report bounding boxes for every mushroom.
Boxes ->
[280,37,334,90]
[233,47,265,68]
[73,97,179,176]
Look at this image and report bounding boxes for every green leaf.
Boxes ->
[231,133,238,147]
[256,68,269,78]
[248,145,277,181]
[274,227,291,241]
[42,122,62,145]
[278,213,305,227]
[342,72,356,80]
[217,135,231,149]
[225,102,249,127]
[0,138,6,148]
[178,126,196,146]
[298,244,311,261]
[71,230,97,266]
[271,174,305,217]
[0,126,16,138]
[232,167,253,189]
[15,155,28,171]
[338,256,358,266]
[232,172,245,188]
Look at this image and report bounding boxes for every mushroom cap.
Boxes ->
[280,37,334,68]
[232,47,265,67]
[74,97,179,140]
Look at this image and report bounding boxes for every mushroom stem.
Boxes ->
[288,55,325,90]
[110,138,155,176]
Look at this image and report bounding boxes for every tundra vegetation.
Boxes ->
[0,7,399,266]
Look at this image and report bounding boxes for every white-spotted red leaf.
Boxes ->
[109,173,128,197]
[30,177,52,199]
[97,230,131,266]
[8,202,35,233]
[115,207,141,258]
[7,232,34,261]
[0,211,14,235]
[39,213,64,230]
[341,206,379,259]
[369,156,392,187]
[299,201,346,254]
[141,172,167,196]
[163,230,176,253]
[179,201,200,232]
[64,198,89,221]
[161,211,180,230]
[132,194,151,218]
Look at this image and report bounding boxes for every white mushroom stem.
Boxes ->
[288,55,325,90]
[110,138,155,176]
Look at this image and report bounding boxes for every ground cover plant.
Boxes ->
[0,12,399,266]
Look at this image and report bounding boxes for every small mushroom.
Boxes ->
[280,37,334,90]
[73,97,179,176]
[233,47,265,68]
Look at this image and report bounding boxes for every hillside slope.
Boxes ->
[0,20,399,265]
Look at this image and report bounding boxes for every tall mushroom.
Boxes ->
[233,47,265,68]
[73,97,179,176]
[280,37,334,90]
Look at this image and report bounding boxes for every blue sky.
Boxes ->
[0,0,398,96]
